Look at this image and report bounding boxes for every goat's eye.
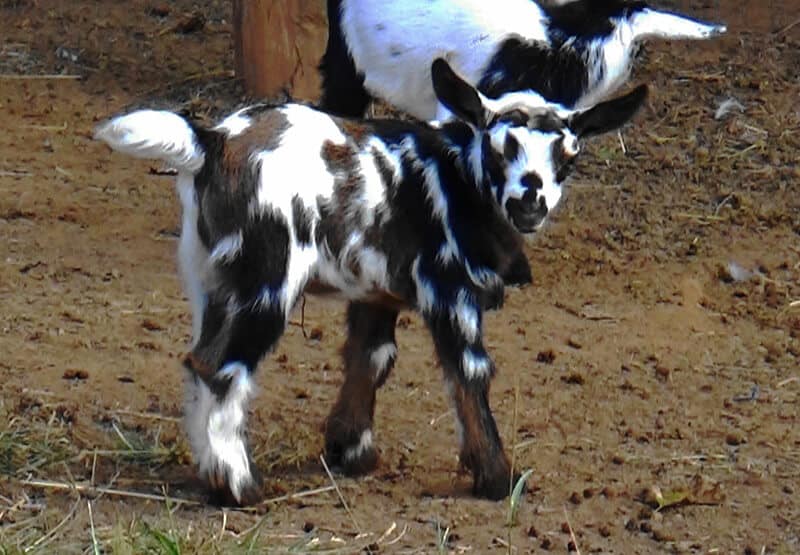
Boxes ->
[504,134,520,161]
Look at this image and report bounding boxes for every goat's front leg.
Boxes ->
[324,301,399,475]
[426,302,513,500]
[183,294,288,506]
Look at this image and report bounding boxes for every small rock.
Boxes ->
[651,528,674,543]
[537,350,556,364]
[63,368,89,380]
[308,327,323,341]
[726,432,746,446]
[148,4,170,17]
[568,491,582,505]
[141,318,164,331]
[562,372,585,385]
[567,336,582,349]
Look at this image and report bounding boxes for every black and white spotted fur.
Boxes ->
[319,0,724,119]
[95,60,646,505]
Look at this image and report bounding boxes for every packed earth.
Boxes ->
[1,1,798,553]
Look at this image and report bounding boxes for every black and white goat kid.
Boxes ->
[320,0,724,119]
[95,60,646,505]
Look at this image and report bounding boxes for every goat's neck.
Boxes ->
[576,19,636,108]
[438,121,489,195]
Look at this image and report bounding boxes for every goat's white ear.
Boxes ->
[431,58,486,129]
[631,8,726,41]
[569,84,647,138]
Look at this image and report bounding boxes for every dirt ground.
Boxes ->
[1,1,798,553]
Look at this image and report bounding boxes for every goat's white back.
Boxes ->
[340,0,548,120]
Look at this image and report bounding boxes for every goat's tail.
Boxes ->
[94,110,205,174]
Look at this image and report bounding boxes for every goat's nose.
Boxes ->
[520,172,543,191]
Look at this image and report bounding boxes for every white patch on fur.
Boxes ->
[412,256,437,314]
[371,343,397,381]
[206,363,255,501]
[452,289,479,344]
[184,373,216,473]
[176,175,210,345]
[632,8,726,41]
[419,159,461,264]
[466,264,504,294]
[249,104,351,311]
[339,0,549,120]
[462,350,492,380]
[343,429,374,462]
[368,139,403,185]
[95,110,204,173]
[215,108,253,137]
[209,232,243,265]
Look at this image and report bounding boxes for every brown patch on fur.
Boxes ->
[450,379,512,500]
[221,109,289,186]
[183,351,216,383]
[338,119,370,145]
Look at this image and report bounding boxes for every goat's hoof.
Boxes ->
[472,470,527,501]
[324,441,379,476]
[501,254,532,286]
[205,468,263,507]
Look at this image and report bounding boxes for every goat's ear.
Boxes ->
[431,58,487,129]
[568,84,647,138]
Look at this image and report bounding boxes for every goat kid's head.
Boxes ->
[431,58,647,233]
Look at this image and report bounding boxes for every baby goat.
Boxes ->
[95,59,646,505]
[320,0,724,119]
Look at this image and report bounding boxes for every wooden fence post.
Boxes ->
[233,0,327,101]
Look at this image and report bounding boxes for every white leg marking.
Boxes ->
[185,363,256,501]
[370,343,397,382]
[452,289,479,344]
[184,372,215,476]
[343,429,374,462]
[462,350,492,381]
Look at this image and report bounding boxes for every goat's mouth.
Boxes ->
[506,198,548,234]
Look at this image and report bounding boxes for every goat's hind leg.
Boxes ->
[184,294,287,506]
[324,301,399,475]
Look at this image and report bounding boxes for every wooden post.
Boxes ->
[233,0,327,102]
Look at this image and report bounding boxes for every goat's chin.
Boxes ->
[508,213,545,234]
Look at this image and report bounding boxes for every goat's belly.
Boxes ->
[304,280,408,310]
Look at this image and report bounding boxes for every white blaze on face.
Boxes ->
[490,125,564,222]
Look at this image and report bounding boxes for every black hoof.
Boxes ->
[325,439,379,476]
[205,467,263,507]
